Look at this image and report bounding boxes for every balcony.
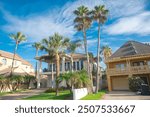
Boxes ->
[107,65,150,76]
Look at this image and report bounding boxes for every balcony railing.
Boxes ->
[107,65,150,76]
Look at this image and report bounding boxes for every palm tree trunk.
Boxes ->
[55,53,60,96]
[35,49,38,82]
[95,23,101,93]
[11,43,18,76]
[82,28,90,75]
[83,28,93,93]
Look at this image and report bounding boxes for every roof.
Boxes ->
[36,53,88,62]
[0,50,32,66]
[110,41,150,59]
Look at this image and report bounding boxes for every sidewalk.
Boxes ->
[0,88,47,100]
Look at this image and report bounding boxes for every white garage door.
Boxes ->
[112,78,129,90]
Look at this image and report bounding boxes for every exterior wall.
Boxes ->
[73,88,88,100]
[107,56,150,91]
[38,58,94,88]
[0,56,34,74]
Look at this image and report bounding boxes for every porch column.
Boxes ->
[75,61,77,71]
[62,57,65,73]
[37,60,42,89]
[107,75,112,91]
[79,61,81,70]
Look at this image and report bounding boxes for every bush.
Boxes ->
[128,76,144,92]
[44,87,67,93]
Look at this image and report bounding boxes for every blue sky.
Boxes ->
[0,0,150,68]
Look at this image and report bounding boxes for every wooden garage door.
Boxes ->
[112,77,129,90]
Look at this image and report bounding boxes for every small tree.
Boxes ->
[10,75,24,91]
[0,75,6,92]
[24,75,36,89]
[128,76,144,92]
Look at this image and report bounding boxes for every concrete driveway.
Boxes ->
[103,91,150,100]
[0,88,47,100]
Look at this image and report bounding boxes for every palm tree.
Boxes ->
[91,5,108,93]
[41,33,70,96]
[9,32,27,75]
[67,40,82,72]
[101,45,112,61]
[32,42,42,57]
[32,42,42,79]
[74,5,92,75]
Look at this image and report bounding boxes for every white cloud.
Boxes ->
[105,12,150,35]
[1,0,147,42]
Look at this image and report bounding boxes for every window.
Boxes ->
[60,63,62,71]
[133,61,144,66]
[77,61,80,70]
[67,62,70,71]
[2,58,7,65]
[49,64,52,72]
[81,60,84,69]
[148,61,150,65]
[148,61,150,68]
[116,64,125,70]
[73,62,76,70]
[53,64,56,71]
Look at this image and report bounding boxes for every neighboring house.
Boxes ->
[36,53,95,88]
[106,41,150,91]
[0,50,34,76]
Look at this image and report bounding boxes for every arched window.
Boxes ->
[2,58,7,65]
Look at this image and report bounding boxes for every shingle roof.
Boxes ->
[0,50,32,66]
[110,41,150,59]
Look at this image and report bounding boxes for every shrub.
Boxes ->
[44,87,67,93]
[128,76,144,92]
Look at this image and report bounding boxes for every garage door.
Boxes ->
[112,78,129,90]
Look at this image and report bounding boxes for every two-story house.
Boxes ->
[35,53,94,88]
[106,41,150,91]
[0,50,34,76]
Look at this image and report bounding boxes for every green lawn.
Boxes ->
[81,90,106,100]
[24,90,72,100]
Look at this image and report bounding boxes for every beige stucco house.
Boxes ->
[106,41,150,91]
[35,53,96,88]
[0,50,34,76]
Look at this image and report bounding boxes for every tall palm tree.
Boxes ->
[101,45,112,61]
[67,40,82,72]
[91,5,108,93]
[41,33,70,96]
[32,42,42,79]
[74,5,92,76]
[32,42,42,57]
[9,32,27,75]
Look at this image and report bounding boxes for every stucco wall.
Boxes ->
[73,88,88,100]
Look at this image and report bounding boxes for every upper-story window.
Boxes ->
[81,60,84,70]
[148,61,150,68]
[116,64,125,70]
[73,62,76,70]
[77,61,80,70]
[2,58,7,65]
[132,61,144,66]
[53,64,56,71]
